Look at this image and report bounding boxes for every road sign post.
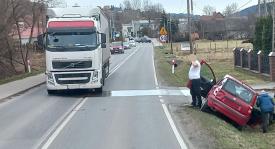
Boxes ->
[159,27,168,43]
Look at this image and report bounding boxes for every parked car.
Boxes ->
[199,61,258,128]
[123,42,131,49]
[135,37,151,43]
[110,41,124,54]
[129,40,136,47]
[142,37,151,43]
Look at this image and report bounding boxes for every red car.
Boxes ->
[110,41,124,54]
[199,61,258,128]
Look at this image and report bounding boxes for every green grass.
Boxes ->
[0,70,44,85]
[155,42,268,87]
[184,107,275,149]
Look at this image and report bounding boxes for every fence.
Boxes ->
[250,52,258,71]
[242,50,248,68]
[234,48,272,79]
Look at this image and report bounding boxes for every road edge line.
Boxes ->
[40,97,87,149]
[152,45,159,88]
[161,103,188,149]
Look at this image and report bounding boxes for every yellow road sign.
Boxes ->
[160,27,168,35]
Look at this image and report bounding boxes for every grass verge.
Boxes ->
[0,70,44,85]
[178,106,275,149]
[155,42,268,87]
[155,40,275,149]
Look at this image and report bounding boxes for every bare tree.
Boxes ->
[202,5,216,15]
[223,3,238,16]
[47,0,66,8]
[123,0,132,10]
[131,0,141,10]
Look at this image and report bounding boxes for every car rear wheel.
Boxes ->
[200,97,209,112]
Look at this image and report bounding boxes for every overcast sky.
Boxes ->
[64,0,258,15]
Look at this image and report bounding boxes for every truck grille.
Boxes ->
[55,73,91,84]
[52,61,92,69]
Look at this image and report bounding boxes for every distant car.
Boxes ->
[199,61,258,129]
[137,37,151,43]
[129,40,136,47]
[135,38,142,43]
[110,41,124,54]
[123,42,130,49]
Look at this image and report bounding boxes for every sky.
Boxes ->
[64,0,258,15]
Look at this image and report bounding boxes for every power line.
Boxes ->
[235,0,253,12]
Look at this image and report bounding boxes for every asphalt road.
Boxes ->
[0,43,186,149]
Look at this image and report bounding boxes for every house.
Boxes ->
[11,16,43,45]
[178,18,188,33]
[131,20,158,37]
[122,24,133,37]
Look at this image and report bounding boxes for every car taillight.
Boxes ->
[248,106,253,114]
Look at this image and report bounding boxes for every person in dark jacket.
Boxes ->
[257,90,274,133]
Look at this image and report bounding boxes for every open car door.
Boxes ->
[200,60,216,98]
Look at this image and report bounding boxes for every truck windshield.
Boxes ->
[47,32,97,51]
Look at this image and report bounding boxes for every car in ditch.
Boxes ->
[198,60,258,128]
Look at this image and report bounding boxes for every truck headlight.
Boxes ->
[92,70,99,82]
[47,72,55,84]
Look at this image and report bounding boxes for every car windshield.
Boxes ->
[111,42,122,46]
[123,42,129,45]
[47,32,97,51]
[222,79,254,103]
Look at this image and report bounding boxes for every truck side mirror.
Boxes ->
[101,33,106,48]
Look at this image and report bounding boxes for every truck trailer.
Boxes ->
[45,7,110,94]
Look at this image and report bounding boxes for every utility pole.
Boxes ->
[272,0,275,51]
[111,5,115,41]
[264,0,268,16]
[187,0,193,54]
[169,14,173,54]
[258,0,261,17]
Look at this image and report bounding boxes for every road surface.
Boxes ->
[0,43,188,149]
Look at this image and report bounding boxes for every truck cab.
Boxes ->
[45,7,110,94]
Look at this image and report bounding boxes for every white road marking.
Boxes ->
[34,98,83,149]
[161,103,188,149]
[152,45,159,88]
[108,47,140,78]
[160,99,164,103]
[41,98,87,149]
[111,89,190,97]
[40,46,141,149]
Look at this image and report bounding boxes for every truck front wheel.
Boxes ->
[47,90,57,95]
[95,87,103,93]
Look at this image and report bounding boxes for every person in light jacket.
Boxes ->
[188,54,201,107]
[257,90,274,133]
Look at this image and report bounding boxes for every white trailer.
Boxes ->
[44,7,110,94]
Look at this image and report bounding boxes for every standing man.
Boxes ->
[257,90,274,133]
[188,54,202,107]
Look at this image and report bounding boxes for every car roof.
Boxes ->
[224,75,256,93]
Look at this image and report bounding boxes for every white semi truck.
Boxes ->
[44,7,110,94]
